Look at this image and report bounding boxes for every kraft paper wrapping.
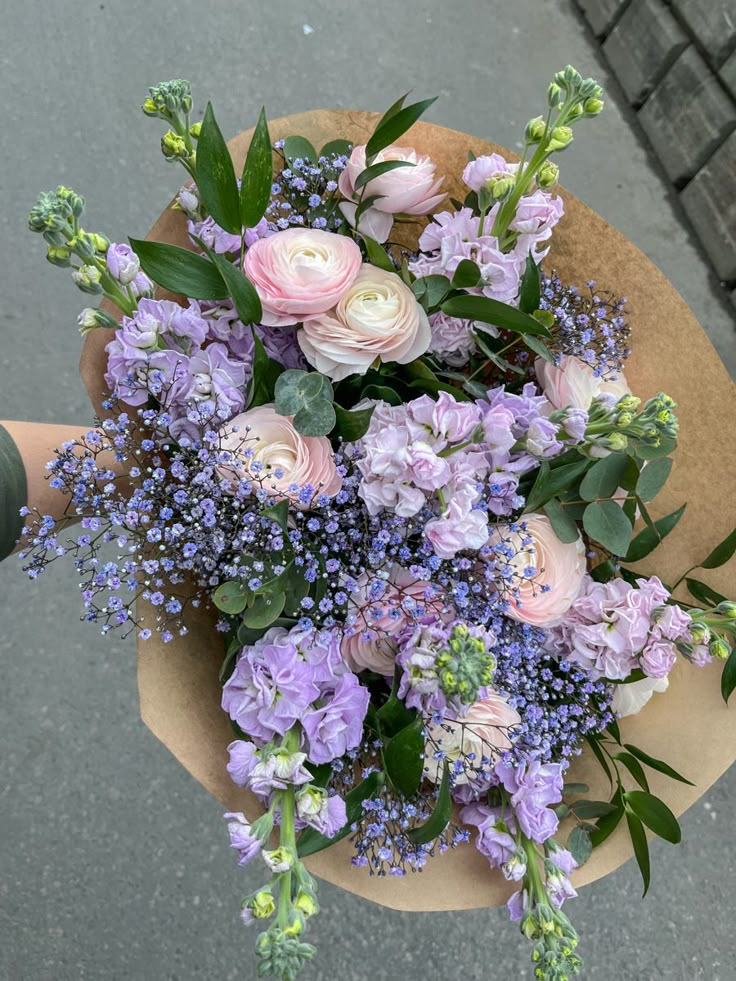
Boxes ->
[81,111,736,912]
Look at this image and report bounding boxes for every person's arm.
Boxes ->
[0,421,124,559]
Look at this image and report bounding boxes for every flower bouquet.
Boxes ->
[22,70,736,980]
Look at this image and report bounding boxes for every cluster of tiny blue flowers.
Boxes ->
[539,274,631,377]
[267,143,350,231]
[491,617,615,765]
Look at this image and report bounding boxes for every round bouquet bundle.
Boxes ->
[21,71,736,980]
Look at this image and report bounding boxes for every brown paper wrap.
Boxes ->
[81,112,736,912]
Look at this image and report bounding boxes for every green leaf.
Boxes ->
[685,578,727,607]
[622,744,694,786]
[570,800,618,820]
[292,400,337,437]
[579,453,630,502]
[567,825,592,866]
[412,275,451,309]
[590,559,617,583]
[721,647,736,704]
[198,244,262,324]
[219,634,242,682]
[626,810,651,897]
[524,458,590,513]
[361,235,396,272]
[320,138,353,158]
[361,383,403,405]
[297,771,383,857]
[332,403,374,441]
[375,670,417,737]
[583,500,633,556]
[283,134,317,167]
[241,590,286,629]
[354,159,415,192]
[613,752,650,792]
[379,92,410,125]
[240,107,273,229]
[607,717,622,744]
[440,294,551,336]
[366,97,438,161]
[406,763,451,844]
[563,783,590,796]
[262,498,289,530]
[623,791,681,843]
[213,580,249,615]
[354,193,385,224]
[197,102,241,234]
[451,259,482,289]
[635,458,673,502]
[522,333,555,365]
[383,716,425,798]
[633,436,677,461]
[624,504,686,563]
[699,526,736,570]
[586,734,613,789]
[248,331,284,407]
[129,239,228,299]
[280,561,311,617]
[543,497,580,544]
[589,798,624,848]
[518,254,541,314]
[532,309,555,330]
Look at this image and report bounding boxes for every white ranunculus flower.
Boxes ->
[611,675,669,718]
[299,267,431,381]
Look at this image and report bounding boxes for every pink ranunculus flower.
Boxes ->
[425,691,522,784]
[341,568,446,675]
[488,513,586,627]
[243,228,362,327]
[338,144,446,243]
[535,355,631,412]
[217,404,342,499]
[299,266,431,381]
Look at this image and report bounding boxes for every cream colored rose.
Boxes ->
[299,267,431,381]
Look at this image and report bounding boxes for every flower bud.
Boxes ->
[176,185,199,214]
[525,116,547,144]
[547,83,562,108]
[189,121,202,139]
[584,97,605,116]
[688,621,711,645]
[487,174,515,200]
[77,307,118,336]
[537,161,559,188]
[262,847,294,873]
[142,97,159,117]
[710,637,731,660]
[249,889,275,920]
[716,601,736,619]
[548,126,574,151]
[161,131,188,159]
[294,891,318,919]
[46,245,72,267]
[71,264,103,294]
[91,233,110,254]
[69,232,98,261]
[568,103,584,120]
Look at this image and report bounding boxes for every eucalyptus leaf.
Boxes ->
[579,453,630,502]
[633,436,677,461]
[293,400,337,437]
[241,590,286,629]
[412,274,451,309]
[583,500,633,556]
[635,457,673,502]
[213,580,249,615]
[198,102,241,234]
[240,107,273,229]
[129,239,228,299]
[567,825,592,866]
[320,138,353,158]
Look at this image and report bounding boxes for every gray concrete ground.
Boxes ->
[1,1,735,979]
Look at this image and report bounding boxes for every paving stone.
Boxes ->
[680,132,736,282]
[672,0,736,69]
[602,0,689,105]
[720,48,736,99]
[575,0,630,37]
[638,47,736,184]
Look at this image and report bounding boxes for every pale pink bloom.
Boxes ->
[488,513,586,627]
[217,405,341,499]
[338,144,445,243]
[243,228,362,326]
[425,691,522,784]
[535,355,631,412]
[409,391,481,448]
[462,153,517,192]
[341,568,446,675]
[299,266,431,381]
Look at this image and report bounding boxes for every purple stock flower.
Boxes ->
[223,812,262,866]
[295,787,347,838]
[106,242,141,286]
[302,672,370,764]
[495,759,564,843]
[226,739,258,787]
[461,803,526,880]
[248,750,313,799]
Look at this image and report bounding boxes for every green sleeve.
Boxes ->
[0,424,28,560]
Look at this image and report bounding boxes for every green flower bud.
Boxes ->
[189,121,202,139]
[142,97,159,116]
[487,174,515,200]
[688,621,711,645]
[145,79,193,117]
[548,126,573,151]
[294,891,318,919]
[604,432,628,452]
[56,185,85,218]
[616,411,634,428]
[584,97,605,116]
[46,245,72,267]
[90,233,110,254]
[716,601,736,619]
[262,847,294,873]
[547,83,562,108]
[71,264,103,295]
[710,637,731,660]
[568,103,584,119]
[537,161,559,188]
[250,889,275,920]
[616,395,641,413]
[161,131,188,159]
[525,116,547,144]
[69,232,98,261]
[77,307,118,336]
